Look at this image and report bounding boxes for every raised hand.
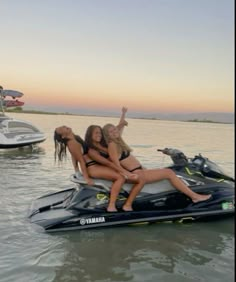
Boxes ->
[122,107,128,114]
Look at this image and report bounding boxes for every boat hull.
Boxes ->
[0,116,46,149]
[0,137,46,148]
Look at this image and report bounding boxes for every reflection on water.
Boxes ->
[0,147,46,191]
[0,146,46,159]
[52,221,234,282]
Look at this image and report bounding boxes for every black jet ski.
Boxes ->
[28,148,235,232]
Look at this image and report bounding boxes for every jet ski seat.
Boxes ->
[70,173,177,195]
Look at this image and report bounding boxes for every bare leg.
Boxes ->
[142,168,211,202]
[88,165,125,212]
[107,177,126,212]
[122,179,146,211]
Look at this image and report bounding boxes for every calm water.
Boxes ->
[0,113,234,282]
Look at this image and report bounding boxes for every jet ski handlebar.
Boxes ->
[157,148,189,165]
[158,148,234,182]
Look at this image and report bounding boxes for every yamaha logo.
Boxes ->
[80,217,105,225]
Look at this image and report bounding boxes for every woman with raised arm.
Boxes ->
[102,114,212,211]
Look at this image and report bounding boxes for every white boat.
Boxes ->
[0,86,46,149]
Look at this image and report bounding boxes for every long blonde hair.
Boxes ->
[103,123,132,154]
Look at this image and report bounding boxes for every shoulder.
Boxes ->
[74,135,84,145]
[68,139,82,152]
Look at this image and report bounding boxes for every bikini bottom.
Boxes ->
[129,166,142,172]
[86,160,98,167]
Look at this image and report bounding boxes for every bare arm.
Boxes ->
[71,155,79,172]
[107,142,122,168]
[68,141,94,185]
[88,148,136,181]
[71,155,84,178]
[117,107,128,134]
[88,148,126,174]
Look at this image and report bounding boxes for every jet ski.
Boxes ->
[28,148,235,232]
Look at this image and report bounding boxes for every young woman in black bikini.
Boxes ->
[102,121,212,211]
[54,126,94,185]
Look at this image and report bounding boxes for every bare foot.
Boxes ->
[107,206,117,212]
[122,205,133,211]
[192,194,212,203]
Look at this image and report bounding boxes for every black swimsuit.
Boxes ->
[86,149,109,167]
[86,160,98,167]
[99,151,109,159]
[119,150,141,171]
[129,166,142,172]
[119,151,130,161]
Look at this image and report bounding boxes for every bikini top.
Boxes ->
[85,144,109,159]
[98,150,109,159]
[119,150,130,161]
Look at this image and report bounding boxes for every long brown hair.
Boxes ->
[102,123,132,155]
[54,130,84,162]
[54,130,67,162]
[84,125,107,151]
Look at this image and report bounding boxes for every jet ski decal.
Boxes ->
[80,217,106,225]
[215,179,225,183]
[184,167,203,177]
[221,202,234,210]
[96,193,127,201]
[96,193,108,201]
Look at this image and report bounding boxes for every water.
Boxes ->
[0,113,234,282]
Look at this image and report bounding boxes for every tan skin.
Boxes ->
[85,125,144,212]
[103,123,212,211]
[55,126,94,185]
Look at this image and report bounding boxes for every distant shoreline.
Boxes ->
[5,108,233,124]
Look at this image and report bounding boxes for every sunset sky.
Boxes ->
[0,0,234,115]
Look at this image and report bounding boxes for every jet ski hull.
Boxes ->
[28,183,234,232]
[39,208,235,232]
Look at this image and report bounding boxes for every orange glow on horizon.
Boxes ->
[24,93,234,113]
[4,79,234,114]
